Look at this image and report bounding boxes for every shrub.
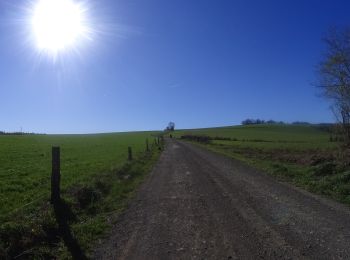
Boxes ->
[313,162,337,176]
[75,187,102,209]
[181,135,212,144]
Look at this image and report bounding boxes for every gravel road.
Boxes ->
[94,139,350,259]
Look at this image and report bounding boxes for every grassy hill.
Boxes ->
[0,132,160,217]
[0,131,162,258]
[174,124,332,146]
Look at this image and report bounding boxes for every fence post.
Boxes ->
[51,146,61,204]
[146,138,149,152]
[128,146,133,161]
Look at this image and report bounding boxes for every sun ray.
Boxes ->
[30,0,91,58]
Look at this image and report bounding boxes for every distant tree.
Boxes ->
[166,122,175,131]
[255,119,265,124]
[267,120,276,124]
[242,119,255,125]
[317,27,350,143]
[242,118,267,125]
[242,118,285,125]
[292,121,310,125]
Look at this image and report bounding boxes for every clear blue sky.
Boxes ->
[0,0,349,134]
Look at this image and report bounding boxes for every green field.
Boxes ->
[0,132,159,217]
[174,124,350,206]
[175,124,333,145]
[0,132,162,258]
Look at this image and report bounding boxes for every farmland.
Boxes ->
[174,124,333,146]
[0,132,162,258]
[2,124,350,258]
[174,124,350,205]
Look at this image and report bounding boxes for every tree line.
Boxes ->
[241,119,311,125]
[0,131,42,135]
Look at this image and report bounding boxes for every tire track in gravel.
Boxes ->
[94,139,350,259]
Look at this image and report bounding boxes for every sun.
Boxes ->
[31,0,88,53]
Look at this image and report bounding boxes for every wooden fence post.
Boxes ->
[128,146,133,161]
[146,138,149,152]
[51,146,61,204]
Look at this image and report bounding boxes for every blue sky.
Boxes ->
[0,0,349,133]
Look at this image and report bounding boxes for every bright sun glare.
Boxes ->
[31,0,88,53]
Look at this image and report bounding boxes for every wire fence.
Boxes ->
[0,136,165,222]
[1,192,48,221]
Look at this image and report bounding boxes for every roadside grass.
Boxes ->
[175,124,350,206]
[0,132,163,258]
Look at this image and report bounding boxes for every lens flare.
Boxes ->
[31,0,90,53]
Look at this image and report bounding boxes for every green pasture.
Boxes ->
[0,131,162,258]
[174,124,332,145]
[0,132,158,218]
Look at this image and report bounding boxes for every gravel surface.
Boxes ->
[94,139,350,259]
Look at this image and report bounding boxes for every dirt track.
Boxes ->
[94,139,350,259]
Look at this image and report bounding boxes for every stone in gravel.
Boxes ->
[94,139,350,260]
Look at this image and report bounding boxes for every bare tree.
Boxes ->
[318,27,350,143]
[166,122,175,131]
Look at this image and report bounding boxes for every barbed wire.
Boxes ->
[1,192,48,221]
